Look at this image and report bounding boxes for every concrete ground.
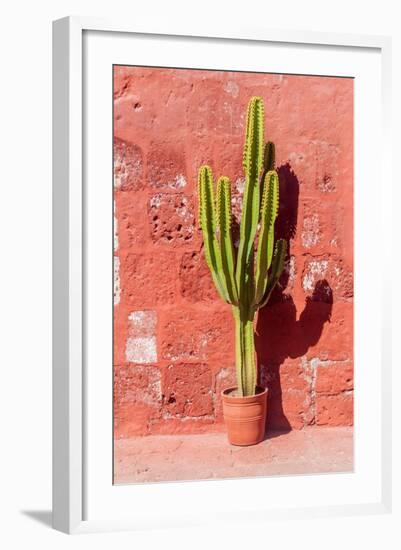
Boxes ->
[114,427,353,484]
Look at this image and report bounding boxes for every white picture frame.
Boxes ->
[52,16,392,534]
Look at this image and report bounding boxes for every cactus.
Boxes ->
[198,97,287,396]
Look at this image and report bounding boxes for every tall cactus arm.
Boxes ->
[259,141,276,211]
[263,141,275,172]
[242,97,265,180]
[198,166,230,303]
[259,238,287,308]
[216,177,238,305]
[254,170,279,306]
[236,97,265,307]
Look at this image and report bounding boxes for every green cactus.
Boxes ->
[198,97,287,396]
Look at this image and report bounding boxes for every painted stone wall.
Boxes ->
[113,66,353,438]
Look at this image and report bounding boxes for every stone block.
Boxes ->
[160,307,234,363]
[119,252,178,306]
[114,364,162,437]
[114,137,143,191]
[162,363,213,417]
[316,392,353,426]
[147,140,187,190]
[179,250,219,302]
[148,193,197,246]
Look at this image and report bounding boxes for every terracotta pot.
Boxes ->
[221,386,268,446]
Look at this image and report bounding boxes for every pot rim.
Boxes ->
[221,386,268,400]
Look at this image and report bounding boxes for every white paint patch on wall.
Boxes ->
[172,174,187,189]
[113,150,124,188]
[149,174,187,190]
[125,336,157,364]
[235,177,245,194]
[149,194,162,208]
[126,310,158,363]
[176,196,194,237]
[302,259,328,291]
[128,310,157,336]
[114,256,121,305]
[302,213,320,248]
[114,199,119,252]
[224,80,239,97]
[216,367,232,381]
[114,140,142,188]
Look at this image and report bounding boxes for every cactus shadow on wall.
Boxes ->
[255,163,333,433]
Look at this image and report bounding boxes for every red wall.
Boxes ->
[113,66,353,438]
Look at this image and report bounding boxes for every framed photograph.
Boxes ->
[52,16,392,534]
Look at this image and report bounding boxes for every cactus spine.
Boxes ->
[198,97,287,396]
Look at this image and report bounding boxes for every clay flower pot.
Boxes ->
[222,386,268,446]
